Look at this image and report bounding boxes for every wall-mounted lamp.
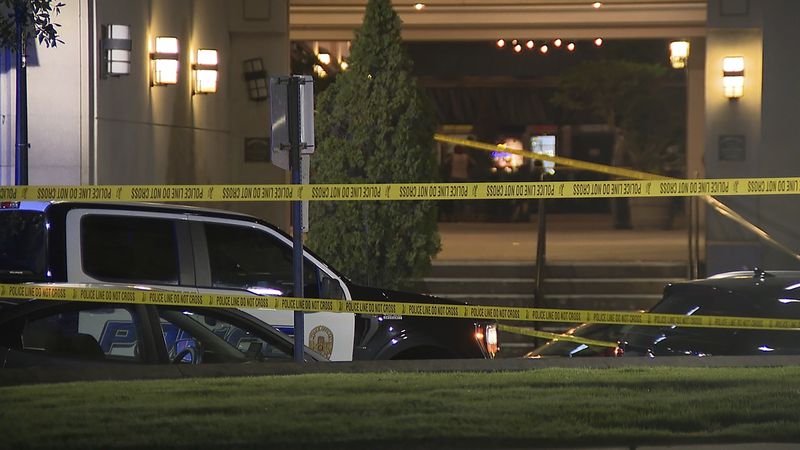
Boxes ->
[669,40,690,69]
[313,64,327,78]
[101,24,131,77]
[242,58,268,101]
[192,49,218,94]
[317,52,331,65]
[151,36,179,86]
[722,56,744,99]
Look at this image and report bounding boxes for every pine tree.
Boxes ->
[308,0,440,289]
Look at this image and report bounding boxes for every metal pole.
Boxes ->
[14,2,29,186]
[687,192,694,279]
[689,171,700,280]
[288,76,305,362]
[693,188,701,279]
[534,169,547,337]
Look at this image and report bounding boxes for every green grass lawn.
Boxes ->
[2,366,800,449]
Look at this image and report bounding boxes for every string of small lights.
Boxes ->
[495,38,603,54]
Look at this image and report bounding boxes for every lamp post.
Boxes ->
[14,1,29,186]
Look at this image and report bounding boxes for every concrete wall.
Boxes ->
[705,0,800,273]
[757,1,800,268]
[94,0,290,227]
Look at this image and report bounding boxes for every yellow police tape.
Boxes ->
[4,283,800,332]
[434,134,671,181]
[498,324,618,348]
[1,177,799,203]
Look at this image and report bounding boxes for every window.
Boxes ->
[0,211,47,281]
[15,306,143,362]
[82,215,180,284]
[158,308,292,363]
[204,223,318,296]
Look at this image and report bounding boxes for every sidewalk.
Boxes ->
[435,214,690,262]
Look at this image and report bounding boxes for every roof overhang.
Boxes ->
[290,0,708,41]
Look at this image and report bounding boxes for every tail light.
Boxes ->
[599,345,624,357]
[476,324,498,358]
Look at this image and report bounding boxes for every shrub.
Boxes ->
[308,0,440,289]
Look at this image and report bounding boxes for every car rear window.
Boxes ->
[81,215,180,285]
[0,211,47,281]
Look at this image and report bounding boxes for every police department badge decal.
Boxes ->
[309,325,334,359]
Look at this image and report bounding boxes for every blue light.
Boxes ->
[276,326,294,336]
[491,151,512,159]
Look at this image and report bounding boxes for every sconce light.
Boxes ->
[242,58,268,101]
[101,24,131,77]
[317,52,331,65]
[722,56,744,99]
[669,40,690,69]
[151,36,179,86]
[313,64,327,78]
[192,49,218,94]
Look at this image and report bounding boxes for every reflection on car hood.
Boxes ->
[347,284,467,306]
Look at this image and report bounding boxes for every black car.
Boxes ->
[619,269,800,357]
[0,291,327,368]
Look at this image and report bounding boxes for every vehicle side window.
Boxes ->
[13,306,143,362]
[158,308,292,363]
[203,223,318,296]
[81,215,180,285]
[0,211,47,281]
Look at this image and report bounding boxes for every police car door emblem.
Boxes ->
[309,325,334,359]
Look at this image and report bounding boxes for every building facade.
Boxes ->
[0,0,290,226]
[3,0,800,274]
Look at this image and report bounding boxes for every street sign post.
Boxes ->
[269,76,315,171]
[269,75,315,362]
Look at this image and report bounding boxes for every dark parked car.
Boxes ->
[0,290,327,368]
[619,269,800,357]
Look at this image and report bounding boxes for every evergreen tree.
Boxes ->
[0,0,65,48]
[308,0,440,289]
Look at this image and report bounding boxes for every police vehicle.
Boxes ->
[0,201,498,361]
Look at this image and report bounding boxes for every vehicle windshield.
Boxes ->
[0,211,47,281]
